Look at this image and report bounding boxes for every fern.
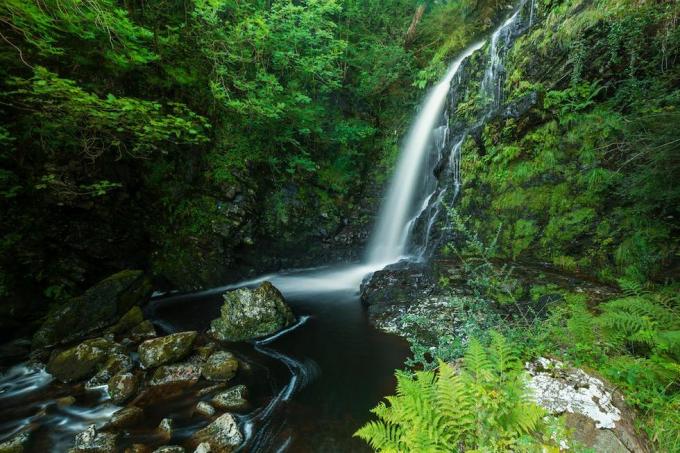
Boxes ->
[355,337,567,452]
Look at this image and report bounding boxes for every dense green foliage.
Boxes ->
[355,334,568,452]
[0,0,514,307]
[460,0,680,283]
[361,0,679,451]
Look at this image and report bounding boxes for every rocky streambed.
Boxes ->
[0,266,410,453]
[0,271,300,452]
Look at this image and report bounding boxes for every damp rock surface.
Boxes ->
[209,282,294,341]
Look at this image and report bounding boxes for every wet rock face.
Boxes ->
[191,413,243,452]
[138,332,198,369]
[32,270,152,350]
[209,282,294,342]
[360,261,435,325]
[47,338,121,383]
[526,358,649,453]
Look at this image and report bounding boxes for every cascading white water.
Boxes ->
[366,41,485,265]
[481,9,522,107]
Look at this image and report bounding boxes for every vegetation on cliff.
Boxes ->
[359,0,679,451]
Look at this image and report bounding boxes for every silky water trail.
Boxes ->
[0,4,534,450]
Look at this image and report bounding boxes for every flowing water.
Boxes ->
[0,3,535,451]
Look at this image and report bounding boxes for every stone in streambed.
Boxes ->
[129,320,157,342]
[157,418,174,441]
[138,332,197,369]
[209,282,294,342]
[108,306,144,335]
[86,352,133,390]
[0,431,31,453]
[106,406,143,430]
[71,425,118,453]
[150,363,201,387]
[193,443,211,453]
[211,385,248,411]
[201,351,238,382]
[191,413,243,452]
[33,270,152,349]
[47,338,120,383]
[108,372,139,404]
[195,401,216,417]
[152,447,185,453]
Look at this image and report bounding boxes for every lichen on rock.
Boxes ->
[137,331,197,369]
[209,282,294,342]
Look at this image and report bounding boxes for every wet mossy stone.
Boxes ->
[47,338,121,383]
[107,372,139,404]
[138,332,197,369]
[0,431,31,453]
[33,270,152,350]
[201,351,238,382]
[71,425,118,453]
[209,282,294,342]
[211,385,248,411]
[191,413,243,452]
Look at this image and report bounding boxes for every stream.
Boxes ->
[147,265,410,452]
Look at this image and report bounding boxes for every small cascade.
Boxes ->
[481,8,523,108]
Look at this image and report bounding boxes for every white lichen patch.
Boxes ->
[526,357,621,429]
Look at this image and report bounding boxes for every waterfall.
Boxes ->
[366,1,534,267]
[365,41,485,265]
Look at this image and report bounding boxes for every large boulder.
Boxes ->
[47,338,122,383]
[209,282,294,342]
[138,332,197,369]
[526,358,649,452]
[191,413,243,452]
[33,270,152,349]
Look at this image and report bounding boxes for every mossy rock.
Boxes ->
[209,282,294,342]
[201,351,238,382]
[47,338,121,383]
[33,270,152,350]
[211,385,248,411]
[107,372,139,404]
[137,331,197,369]
[191,413,243,452]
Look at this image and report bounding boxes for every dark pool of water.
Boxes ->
[149,267,410,452]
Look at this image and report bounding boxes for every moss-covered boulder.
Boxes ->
[201,351,238,382]
[209,282,294,342]
[33,270,152,350]
[47,338,121,383]
[138,331,197,369]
